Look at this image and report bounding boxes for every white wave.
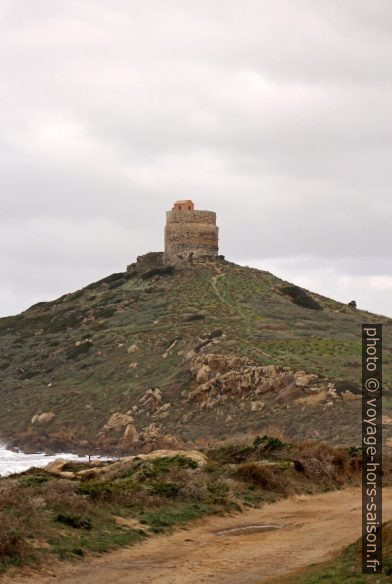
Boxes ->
[0,443,98,477]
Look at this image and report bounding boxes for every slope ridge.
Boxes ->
[0,253,390,453]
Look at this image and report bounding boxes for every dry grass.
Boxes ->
[0,438,387,575]
[234,462,289,493]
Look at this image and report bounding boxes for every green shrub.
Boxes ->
[55,513,92,530]
[77,480,114,501]
[141,266,175,280]
[137,456,198,480]
[208,443,254,465]
[93,307,115,319]
[18,473,49,487]
[281,285,322,310]
[253,435,285,451]
[150,481,180,498]
[46,309,85,333]
[66,341,92,360]
[207,480,230,504]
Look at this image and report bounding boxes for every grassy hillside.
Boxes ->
[0,253,391,453]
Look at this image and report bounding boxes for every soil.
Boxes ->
[5,486,392,584]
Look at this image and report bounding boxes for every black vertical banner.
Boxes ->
[362,324,382,574]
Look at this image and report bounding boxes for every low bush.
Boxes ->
[55,513,92,530]
[66,341,92,360]
[235,463,287,493]
[93,307,116,319]
[0,515,26,566]
[281,285,322,310]
[141,266,175,279]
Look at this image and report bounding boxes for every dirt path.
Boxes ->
[6,486,392,584]
[211,266,230,307]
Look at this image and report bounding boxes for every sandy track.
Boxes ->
[6,487,392,584]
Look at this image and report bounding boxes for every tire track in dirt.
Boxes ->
[6,486,392,584]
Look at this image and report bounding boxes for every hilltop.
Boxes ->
[0,252,391,454]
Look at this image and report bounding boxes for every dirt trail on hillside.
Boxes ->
[6,486,392,584]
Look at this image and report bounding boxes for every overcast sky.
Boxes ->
[1,0,391,317]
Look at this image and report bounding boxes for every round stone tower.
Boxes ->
[163,200,219,265]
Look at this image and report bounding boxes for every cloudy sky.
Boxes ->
[1,0,391,317]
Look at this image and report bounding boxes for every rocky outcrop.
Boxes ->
[140,388,162,410]
[44,449,208,480]
[104,412,134,431]
[187,353,327,409]
[122,423,139,446]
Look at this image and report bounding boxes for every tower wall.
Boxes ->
[163,209,219,265]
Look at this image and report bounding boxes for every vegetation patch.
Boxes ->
[277,520,392,584]
[141,266,175,279]
[281,285,322,310]
[0,438,377,575]
[66,341,93,360]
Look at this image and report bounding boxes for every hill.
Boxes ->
[0,252,391,454]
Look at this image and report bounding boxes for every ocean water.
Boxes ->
[0,443,94,477]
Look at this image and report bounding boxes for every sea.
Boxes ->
[0,443,95,477]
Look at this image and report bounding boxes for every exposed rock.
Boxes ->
[141,422,161,441]
[261,365,278,378]
[303,385,323,395]
[327,384,338,399]
[255,379,274,394]
[31,412,55,425]
[251,400,265,412]
[187,353,320,409]
[295,373,318,387]
[45,449,208,480]
[160,434,182,449]
[276,383,303,403]
[341,390,361,402]
[122,423,139,445]
[162,339,178,359]
[140,387,162,409]
[127,344,139,354]
[196,364,212,384]
[44,458,74,478]
[104,412,134,431]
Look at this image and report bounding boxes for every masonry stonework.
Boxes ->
[163,201,219,265]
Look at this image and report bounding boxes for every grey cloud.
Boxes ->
[0,0,391,316]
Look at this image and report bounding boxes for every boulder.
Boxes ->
[196,365,212,384]
[127,344,139,353]
[142,422,161,441]
[44,458,74,479]
[104,412,134,431]
[295,373,318,387]
[251,400,265,412]
[341,390,361,402]
[31,412,55,425]
[122,423,139,445]
[140,387,162,408]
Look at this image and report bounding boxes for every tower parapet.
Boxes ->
[163,200,219,265]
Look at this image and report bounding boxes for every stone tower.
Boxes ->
[163,200,219,265]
